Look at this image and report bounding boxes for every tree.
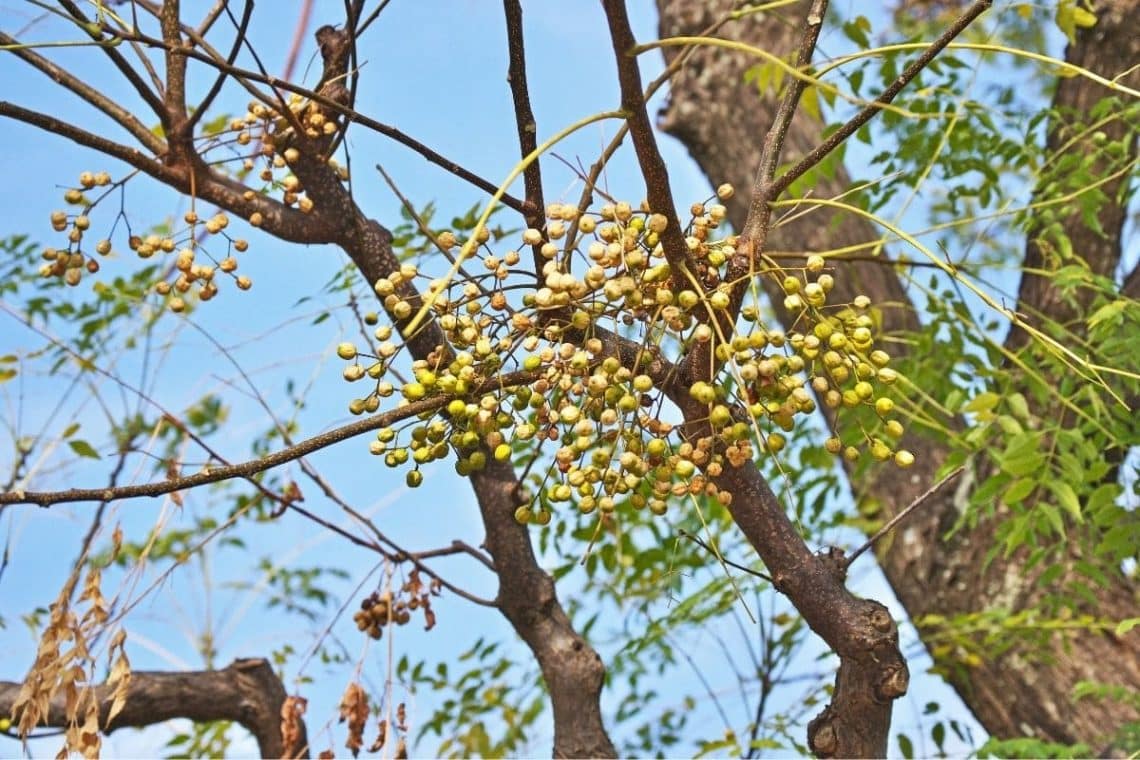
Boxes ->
[0,1,1136,758]
[655,0,1140,752]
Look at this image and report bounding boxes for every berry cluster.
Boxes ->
[40,172,252,312]
[335,187,914,524]
[352,572,440,640]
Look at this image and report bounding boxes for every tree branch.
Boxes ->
[503,0,548,272]
[711,0,828,382]
[159,0,191,158]
[601,0,697,281]
[184,0,253,134]
[0,658,307,759]
[0,100,324,246]
[769,0,992,199]
[0,31,165,154]
[0,101,166,178]
[54,0,169,120]
[844,465,966,568]
[0,371,540,508]
[94,23,526,212]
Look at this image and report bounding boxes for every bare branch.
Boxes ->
[0,101,166,178]
[159,0,191,156]
[600,0,697,280]
[54,0,168,119]
[0,100,320,245]
[185,0,254,134]
[844,466,966,568]
[0,31,165,153]
[709,0,829,383]
[678,529,773,582]
[0,370,540,508]
[739,0,828,245]
[564,6,734,260]
[769,0,992,199]
[503,0,548,272]
[95,23,526,212]
[397,540,497,573]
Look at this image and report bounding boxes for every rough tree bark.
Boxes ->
[0,659,305,758]
[657,0,1139,749]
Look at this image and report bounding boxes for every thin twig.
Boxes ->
[54,0,168,118]
[678,529,773,582]
[0,370,541,508]
[92,23,527,212]
[770,0,992,198]
[374,164,494,301]
[503,0,547,273]
[563,7,733,260]
[844,465,966,568]
[0,30,165,153]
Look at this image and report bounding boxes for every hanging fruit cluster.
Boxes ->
[335,187,914,524]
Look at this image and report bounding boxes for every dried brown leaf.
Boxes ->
[338,683,368,758]
[367,718,387,753]
[281,694,307,757]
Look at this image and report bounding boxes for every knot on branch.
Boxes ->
[807,708,839,758]
[817,545,848,582]
[876,662,910,702]
[315,25,352,102]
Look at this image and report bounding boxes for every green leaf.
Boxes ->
[841,16,871,49]
[996,414,1024,436]
[1087,299,1125,330]
[1050,481,1083,523]
[964,391,1000,413]
[1006,392,1030,421]
[1115,618,1139,636]
[68,439,101,459]
[1003,478,1036,504]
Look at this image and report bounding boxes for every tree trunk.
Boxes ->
[656,0,1139,749]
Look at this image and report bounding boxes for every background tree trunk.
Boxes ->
[656,0,1139,748]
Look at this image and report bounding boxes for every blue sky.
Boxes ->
[0,1,1000,756]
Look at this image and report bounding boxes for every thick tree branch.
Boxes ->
[1,658,306,759]
[601,0,697,281]
[657,0,1140,747]
[467,459,617,758]
[0,100,326,245]
[159,0,191,158]
[661,386,906,757]
[0,101,165,178]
